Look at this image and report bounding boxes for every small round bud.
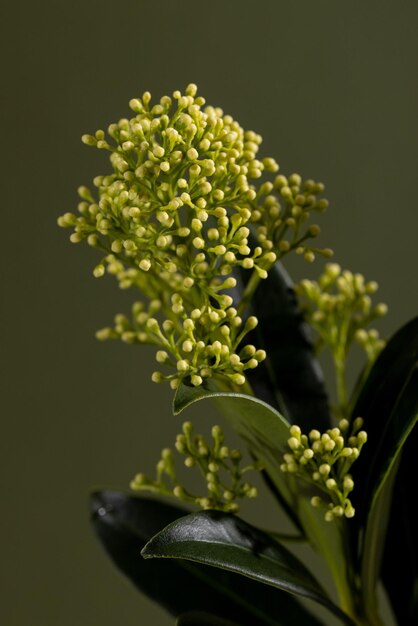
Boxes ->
[131,472,147,487]
[129,98,143,112]
[153,145,165,158]
[319,464,331,476]
[230,373,246,385]
[333,506,344,518]
[173,486,186,498]
[139,259,151,271]
[309,225,321,237]
[288,437,300,450]
[156,351,169,363]
[95,327,112,340]
[193,237,205,249]
[177,360,189,372]
[245,316,258,330]
[345,504,355,518]
[311,496,322,508]
[151,371,163,383]
[93,264,105,278]
[343,476,354,491]
[375,303,388,316]
[187,148,199,160]
[309,430,321,441]
[353,417,364,430]
[81,134,97,146]
[357,431,368,444]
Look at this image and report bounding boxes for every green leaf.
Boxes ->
[349,317,418,612]
[174,381,352,605]
[143,510,355,626]
[238,262,331,431]
[91,491,323,626]
[382,424,418,626]
[174,381,294,509]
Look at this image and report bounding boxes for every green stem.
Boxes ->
[331,531,385,626]
[346,358,374,420]
[237,269,261,316]
[335,352,348,418]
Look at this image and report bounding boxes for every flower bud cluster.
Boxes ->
[296,263,387,364]
[130,421,261,513]
[280,419,367,521]
[96,299,266,389]
[58,85,331,389]
[251,174,333,263]
[58,84,280,283]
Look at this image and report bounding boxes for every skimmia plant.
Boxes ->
[59,85,417,626]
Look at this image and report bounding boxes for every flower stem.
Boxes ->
[237,269,261,316]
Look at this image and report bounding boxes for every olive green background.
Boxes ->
[2,1,417,625]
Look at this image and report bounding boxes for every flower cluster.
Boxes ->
[130,422,261,513]
[296,263,387,415]
[253,174,333,263]
[296,263,387,361]
[280,419,367,521]
[97,300,266,388]
[58,85,330,389]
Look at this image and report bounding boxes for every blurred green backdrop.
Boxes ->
[1,1,417,625]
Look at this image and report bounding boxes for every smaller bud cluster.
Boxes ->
[296,263,387,362]
[296,263,387,416]
[96,299,266,389]
[280,419,367,521]
[252,174,333,263]
[130,422,261,513]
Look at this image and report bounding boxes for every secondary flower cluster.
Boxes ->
[296,263,387,363]
[97,300,266,388]
[280,419,367,521]
[58,85,331,388]
[130,422,260,513]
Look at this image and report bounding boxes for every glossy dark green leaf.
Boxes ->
[349,317,418,610]
[91,491,323,626]
[350,317,418,529]
[237,262,331,431]
[142,509,355,626]
[382,423,418,626]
